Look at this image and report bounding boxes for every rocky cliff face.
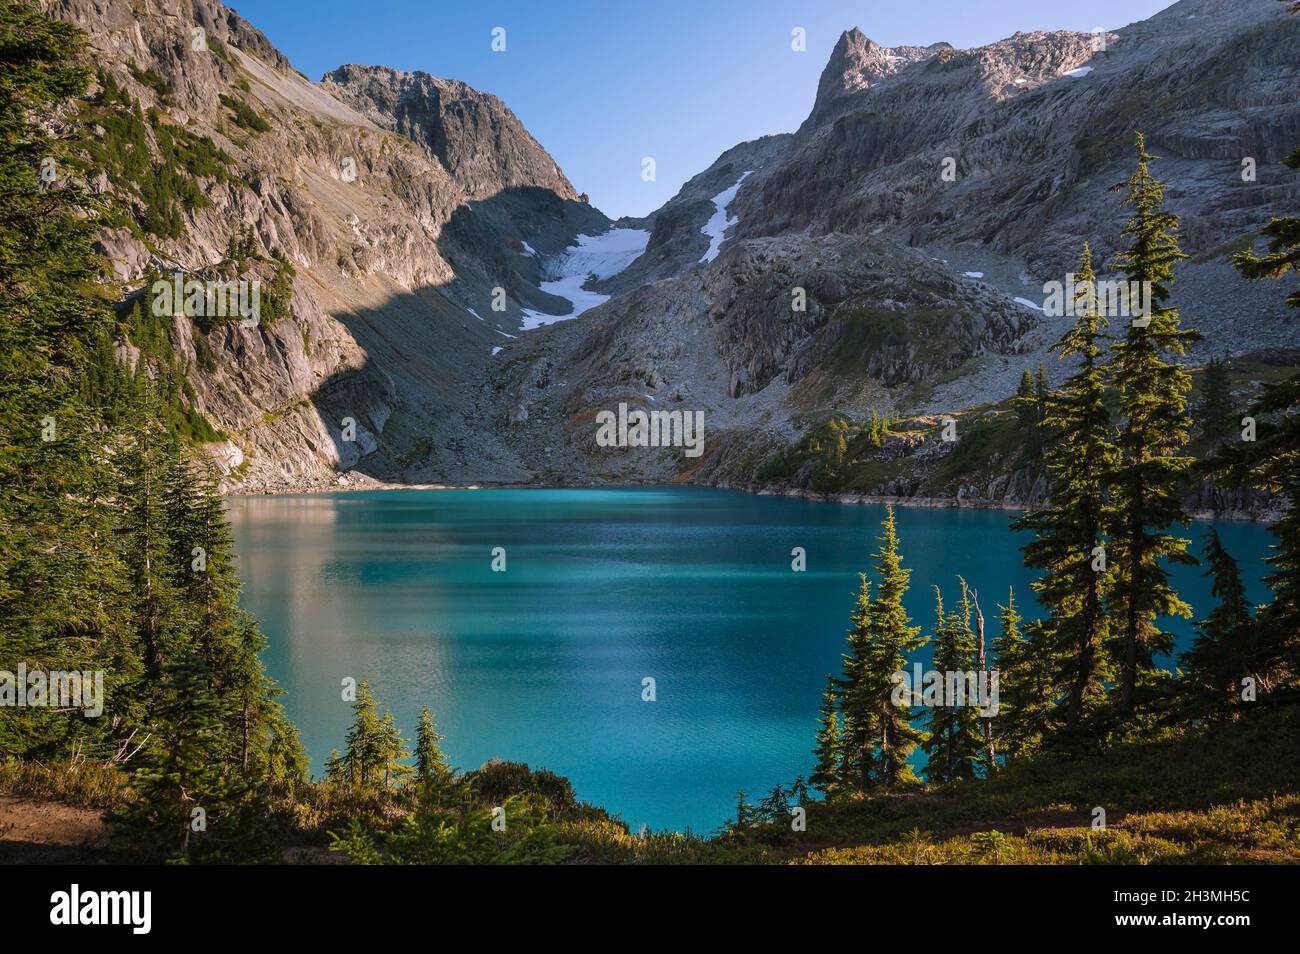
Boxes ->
[464,0,1298,511]
[43,0,603,491]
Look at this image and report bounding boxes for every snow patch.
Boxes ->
[521,241,536,257]
[467,307,485,321]
[520,228,650,330]
[1063,66,1093,78]
[963,271,984,279]
[491,346,503,356]
[1014,296,1044,311]
[699,171,754,263]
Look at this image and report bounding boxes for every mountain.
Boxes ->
[42,0,1300,511]
[468,0,1300,510]
[43,0,604,491]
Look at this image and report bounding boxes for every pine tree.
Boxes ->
[837,506,927,790]
[0,0,132,760]
[117,653,271,861]
[1208,138,1300,685]
[989,588,1049,762]
[343,680,386,788]
[1198,357,1234,446]
[921,583,981,783]
[1013,243,1119,727]
[1182,528,1256,705]
[378,709,412,789]
[1015,369,1037,428]
[118,381,185,684]
[1107,132,1200,714]
[810,675,843,797]
[414,705,452,791]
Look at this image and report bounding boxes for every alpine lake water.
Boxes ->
[228,486,1276,834]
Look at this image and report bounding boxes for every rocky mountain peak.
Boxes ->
[808,27,951,130]
[321,64,578,203]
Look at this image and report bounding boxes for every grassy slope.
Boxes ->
[781,705,1300,865]
[3,705,1298,863]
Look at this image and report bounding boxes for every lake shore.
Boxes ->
[224,475,1280,525]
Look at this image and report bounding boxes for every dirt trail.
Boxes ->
[0,794,108,864]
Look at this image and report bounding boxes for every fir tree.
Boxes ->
[1208,137,1300,686]
[1182,528,1256,705]
[1015,369,1037,428]
[989,588,1049,762]
[810,675,843,797]
[1107,132,1200,714]
[414,705,452,791]
[921,582,981,784]
[342,681,410,790]
[1198,357,1234,446]
[1013,243,1119,727]
[837,506,926,790]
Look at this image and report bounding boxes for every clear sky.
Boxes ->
[230,0,1175,219]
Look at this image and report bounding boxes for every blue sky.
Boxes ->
[231,0,1174,218]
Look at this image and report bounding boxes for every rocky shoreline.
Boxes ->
[225,473,1281,526]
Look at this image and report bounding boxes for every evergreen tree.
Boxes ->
[116,653,271,861]
[921,583,981,783]
[342,681,410,790]
[1198,357,1234,446]
[1013,243,1119,727]
[414,705,452,790]
[1034,364,1050,422]
[0,1,303,858]
[0,0,130,760]
[810,675,843,797]
[1107,132,1200,714]
[1015,369,1037,428]
[837,506,927,790]
[989,588,1050,762]
[1208,138,1300,686]
[1182,528,1256,704]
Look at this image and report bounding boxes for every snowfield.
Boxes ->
[699,171,754,263]
[521,228,650,330]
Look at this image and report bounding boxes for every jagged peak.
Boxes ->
[321,63,578,202]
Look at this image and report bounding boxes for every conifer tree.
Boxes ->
[1209,138,1300,684]
[415,706,453,790]
[343,680,386,788]
[921,583,981,783]
[810,676,843,797]
[989,588,1050,762]
[1015,369,1037,428]
[0,0,131,760]
[1182,528,1256,704]
[1198,357,1234,446]
[1107,133,1200,713]
[837,506,926,790]
[118,653,270,861]
[0,2,303,856]
[1013,244,1119,727]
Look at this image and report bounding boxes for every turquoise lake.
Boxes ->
[227,487,1276,834]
